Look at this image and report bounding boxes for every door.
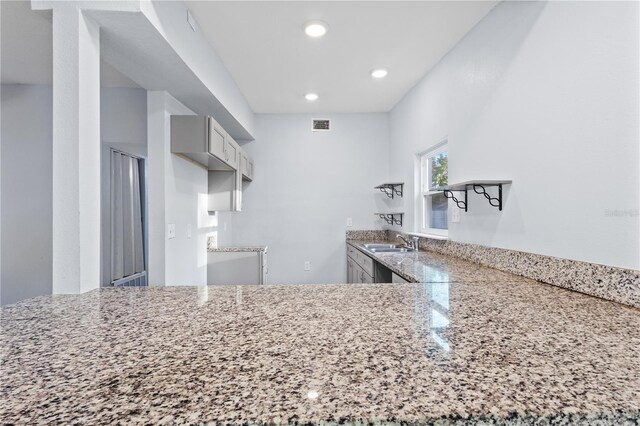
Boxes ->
[110,150,145,285]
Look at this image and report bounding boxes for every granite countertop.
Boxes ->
[208,245,267,253]
[347,239,523,284]
[2,280,640,424]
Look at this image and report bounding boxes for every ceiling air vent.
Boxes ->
[312,119,331,132]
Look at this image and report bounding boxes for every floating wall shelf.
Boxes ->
[434,180,512,211]
[375,212,404,226]
[375,183,404,199]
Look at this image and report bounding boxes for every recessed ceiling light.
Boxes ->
[305,93,319,101]
[304,21,328,38]
[371,68,389,79]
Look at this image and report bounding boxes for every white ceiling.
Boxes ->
[186,1,498,113]
[0,0,140,88]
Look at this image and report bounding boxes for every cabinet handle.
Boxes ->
[361,271,364,281]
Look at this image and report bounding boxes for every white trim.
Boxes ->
[416,136,448,157]
[417,139,449,236]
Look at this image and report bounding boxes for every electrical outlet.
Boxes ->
[168,224,176,239]
[451,208,460,223]
[187,224,192,238]
[304,261,311,271]
[346,217,353,227]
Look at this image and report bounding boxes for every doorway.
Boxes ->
[109,149,147,286]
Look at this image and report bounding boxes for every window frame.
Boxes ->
[417,141,449,237]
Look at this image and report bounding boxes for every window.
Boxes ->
[419,142,448,236]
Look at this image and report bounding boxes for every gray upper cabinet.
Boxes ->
[208,117,226,160]
[224,136,240,170]
[171,115,253,212]
[241,151,254,181]
[171,115,238,172]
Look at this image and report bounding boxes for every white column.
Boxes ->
[51,3,101,294]
[146,91,167,286]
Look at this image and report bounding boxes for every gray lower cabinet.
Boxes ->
[207,250,267,285]
[347,245,377,284]
[347,257,356,283]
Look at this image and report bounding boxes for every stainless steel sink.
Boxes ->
[362,243,398,249]
[368,247,415,253]
[360,243,415,253]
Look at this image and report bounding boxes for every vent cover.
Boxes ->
[312,119,331,132]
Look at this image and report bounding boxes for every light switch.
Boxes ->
[168,224,176,239]
[304,261,311,271]
[187,224,192,238]
[346,217,353,227]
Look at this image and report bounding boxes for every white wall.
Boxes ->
[147,91,233,287]
[389,1,639,270]
[232,113,390,284]
[1,84,53,305]
[139,0,255,140]
[0,84,152,303]
[101,87,147,145]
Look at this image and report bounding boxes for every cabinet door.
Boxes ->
[240,152,254,181]
[362,271,375,284]
[355,264,365,284]
[348,258,360,283]
[247,160,254,180]
[224,137,239,170]
[208,116,226,159]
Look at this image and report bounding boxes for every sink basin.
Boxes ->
[362,243,398,249]
[359,243,415,253]
[368,247,415,253]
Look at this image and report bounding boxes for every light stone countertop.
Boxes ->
[2,278,640,424]
[207,245,267,253]
[347,239,528,284]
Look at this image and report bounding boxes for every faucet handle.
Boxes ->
[411,236,420,250]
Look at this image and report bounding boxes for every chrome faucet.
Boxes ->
[396,234,419,250]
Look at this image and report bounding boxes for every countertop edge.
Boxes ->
[207,246,267,253]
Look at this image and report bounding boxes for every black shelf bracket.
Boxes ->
[472,184,503,211]
[435,180,510,212]
[375,183,404,199]
[443,189,468,212]
[375,213,404,226]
